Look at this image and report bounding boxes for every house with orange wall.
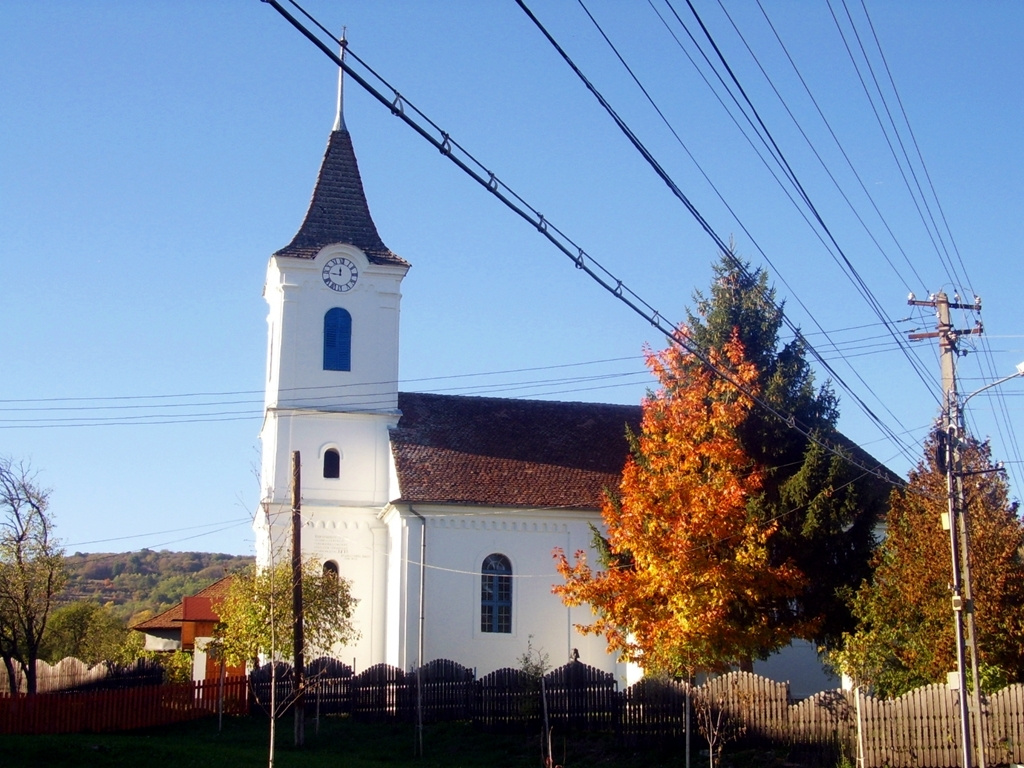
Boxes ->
[131,576,244,681]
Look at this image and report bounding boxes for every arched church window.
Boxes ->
[481,554,512,634]
[323,560,339,579]
[323,448,340,479]
[323,308,352,371]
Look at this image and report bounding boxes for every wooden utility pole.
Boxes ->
[908,291,983,768]
[291,451,305,747]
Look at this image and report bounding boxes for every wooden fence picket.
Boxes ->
[352,663,412,722]
[474,666,532,731]
[414,658,474,723]
[544,660,617,732]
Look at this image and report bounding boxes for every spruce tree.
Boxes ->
[685,251,885,648]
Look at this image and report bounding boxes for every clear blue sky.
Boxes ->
[2,1,1022,556]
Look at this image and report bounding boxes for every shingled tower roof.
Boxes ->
[273,129,408,266]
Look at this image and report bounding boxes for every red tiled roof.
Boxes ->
[131,575,235,631]
[389,392,898,516]
[182,596,219,623]
[273,129,408,267]
[390,392,640,509]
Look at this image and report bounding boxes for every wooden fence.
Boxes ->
[0,657,164,694]
[0,676,248,735]
[250,661,1024,767]
[4,658,1022,767]
[850,683,1024,768]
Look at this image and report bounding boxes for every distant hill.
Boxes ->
[61,550,255,625]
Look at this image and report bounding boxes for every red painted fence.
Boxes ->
[0,676,248,735]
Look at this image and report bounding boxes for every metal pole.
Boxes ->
[911,292,981,768]
[945,420,973,768]
[409,506,426,758]
[291,451,305,747]
[952,365,1023,768]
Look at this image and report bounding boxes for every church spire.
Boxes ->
[333,29,347,133]
[273,32,408,268]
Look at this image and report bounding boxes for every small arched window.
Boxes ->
[323,308,352,371]
[323,560,339,579]
[323,448,340,479]
[481,554,512,634]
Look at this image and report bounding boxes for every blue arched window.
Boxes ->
[323,308,352,371]
[481,554,512,634]
[323,448,340,479]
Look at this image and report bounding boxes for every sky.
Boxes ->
[2,1,1022,557]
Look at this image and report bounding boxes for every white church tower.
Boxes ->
[254,71,410,670]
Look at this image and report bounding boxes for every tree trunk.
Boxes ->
[24,654,36,695]
[1,654,21,694]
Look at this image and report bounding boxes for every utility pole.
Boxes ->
[908,291,983,768]
[291,451,305,747]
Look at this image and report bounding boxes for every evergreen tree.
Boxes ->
[686,252,884,647]
[556,252,889,672]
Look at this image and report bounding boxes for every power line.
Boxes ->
[744,0,929,293]
[586,0,936,453]
[0,364,652,427]
[0,356,644,406]
[65,516,253,549]
[514,0,919,467]
[662,0,937,401]
[263,0,904,489]
[589,0,929,447]
[823,2,1024,489]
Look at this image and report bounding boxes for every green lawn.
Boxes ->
[0,715,805,768]
[0,716,644,768]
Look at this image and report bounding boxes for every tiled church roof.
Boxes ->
[389,392,898,512]
[273,129,408,266]
[390,392,641,509]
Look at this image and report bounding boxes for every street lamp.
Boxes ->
[962,362,1024,409]
[946,361,1024,768]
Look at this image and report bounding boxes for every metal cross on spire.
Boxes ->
[333,28,347,132]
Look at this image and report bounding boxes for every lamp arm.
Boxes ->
[961,369,1024,409]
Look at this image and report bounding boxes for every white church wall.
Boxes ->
[263,245,405,413]
[753,638,840,700]
[251,500,390,673]
[383,506,409,667]
[260,412,396,507]
[396,505,626,678]
[301,505,389,672]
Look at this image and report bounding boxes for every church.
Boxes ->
[252,89,840,695]
[252,98,643,683]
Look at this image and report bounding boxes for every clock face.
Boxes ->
[322,257,359,293]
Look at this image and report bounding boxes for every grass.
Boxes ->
[0,716,628,768]
[0,714,810,768]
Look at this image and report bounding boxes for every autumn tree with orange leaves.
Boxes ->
[835,433,1024,696]
[554,253,889,674]
[554,332,810,674]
